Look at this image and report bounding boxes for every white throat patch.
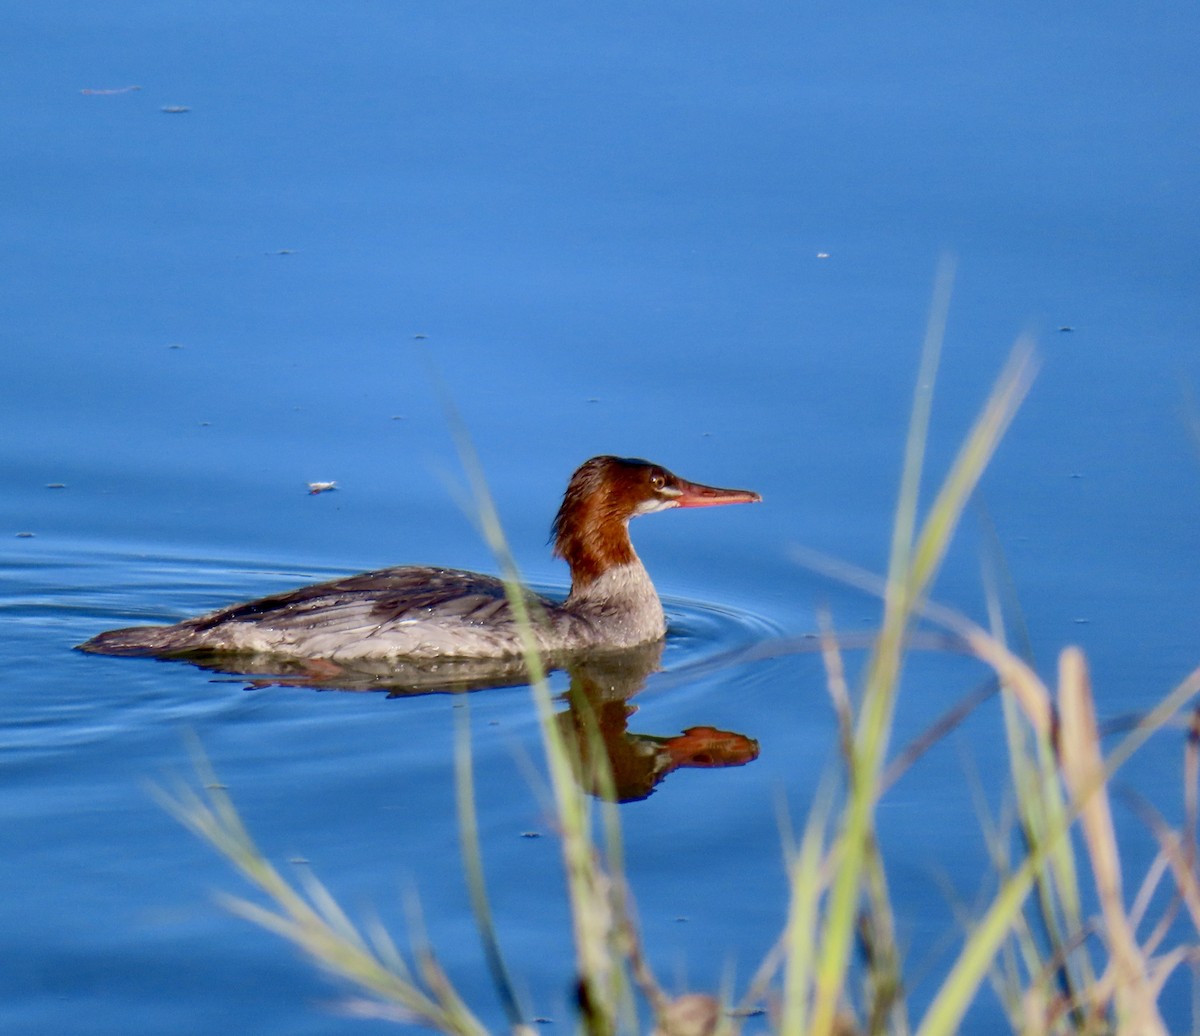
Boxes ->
[632,494,680,516]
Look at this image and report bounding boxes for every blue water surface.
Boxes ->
[3,1,1198,1032]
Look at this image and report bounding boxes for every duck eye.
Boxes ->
[650,472,666,491]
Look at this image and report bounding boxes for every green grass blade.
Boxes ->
[455,705,528,1029]
[434,396,630,1034]
[886,253,956,599]
[810,325,1035,1036]
[780,782,834,1035]
[917,660,1200,1036]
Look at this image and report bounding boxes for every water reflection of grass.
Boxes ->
[159,274,1200,1034]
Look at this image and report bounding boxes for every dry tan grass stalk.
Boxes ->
[1185,708,1200,864]
[650,993,725,1036]
[1129,800,1200,947]
[1120,820,1182,972]
[608,871,673,1027]
[1057,647,1167,1036]
[941,618,1054,742]
[817,609,854,765]
[1118,801,1200,1001]
[1129,851,1174,939]
[790,546,1056,744]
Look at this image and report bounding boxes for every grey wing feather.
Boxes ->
[188,566,517,635]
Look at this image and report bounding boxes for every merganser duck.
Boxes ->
[77,456,760,665]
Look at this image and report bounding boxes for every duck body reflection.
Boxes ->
[146,636,760,803]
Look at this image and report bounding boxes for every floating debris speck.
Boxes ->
[15,531,35,538]
[81,85,142,96]
[161,105,191,114]
[46,483,67,489]
[307,481,338,495]
[816,251,831,259]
